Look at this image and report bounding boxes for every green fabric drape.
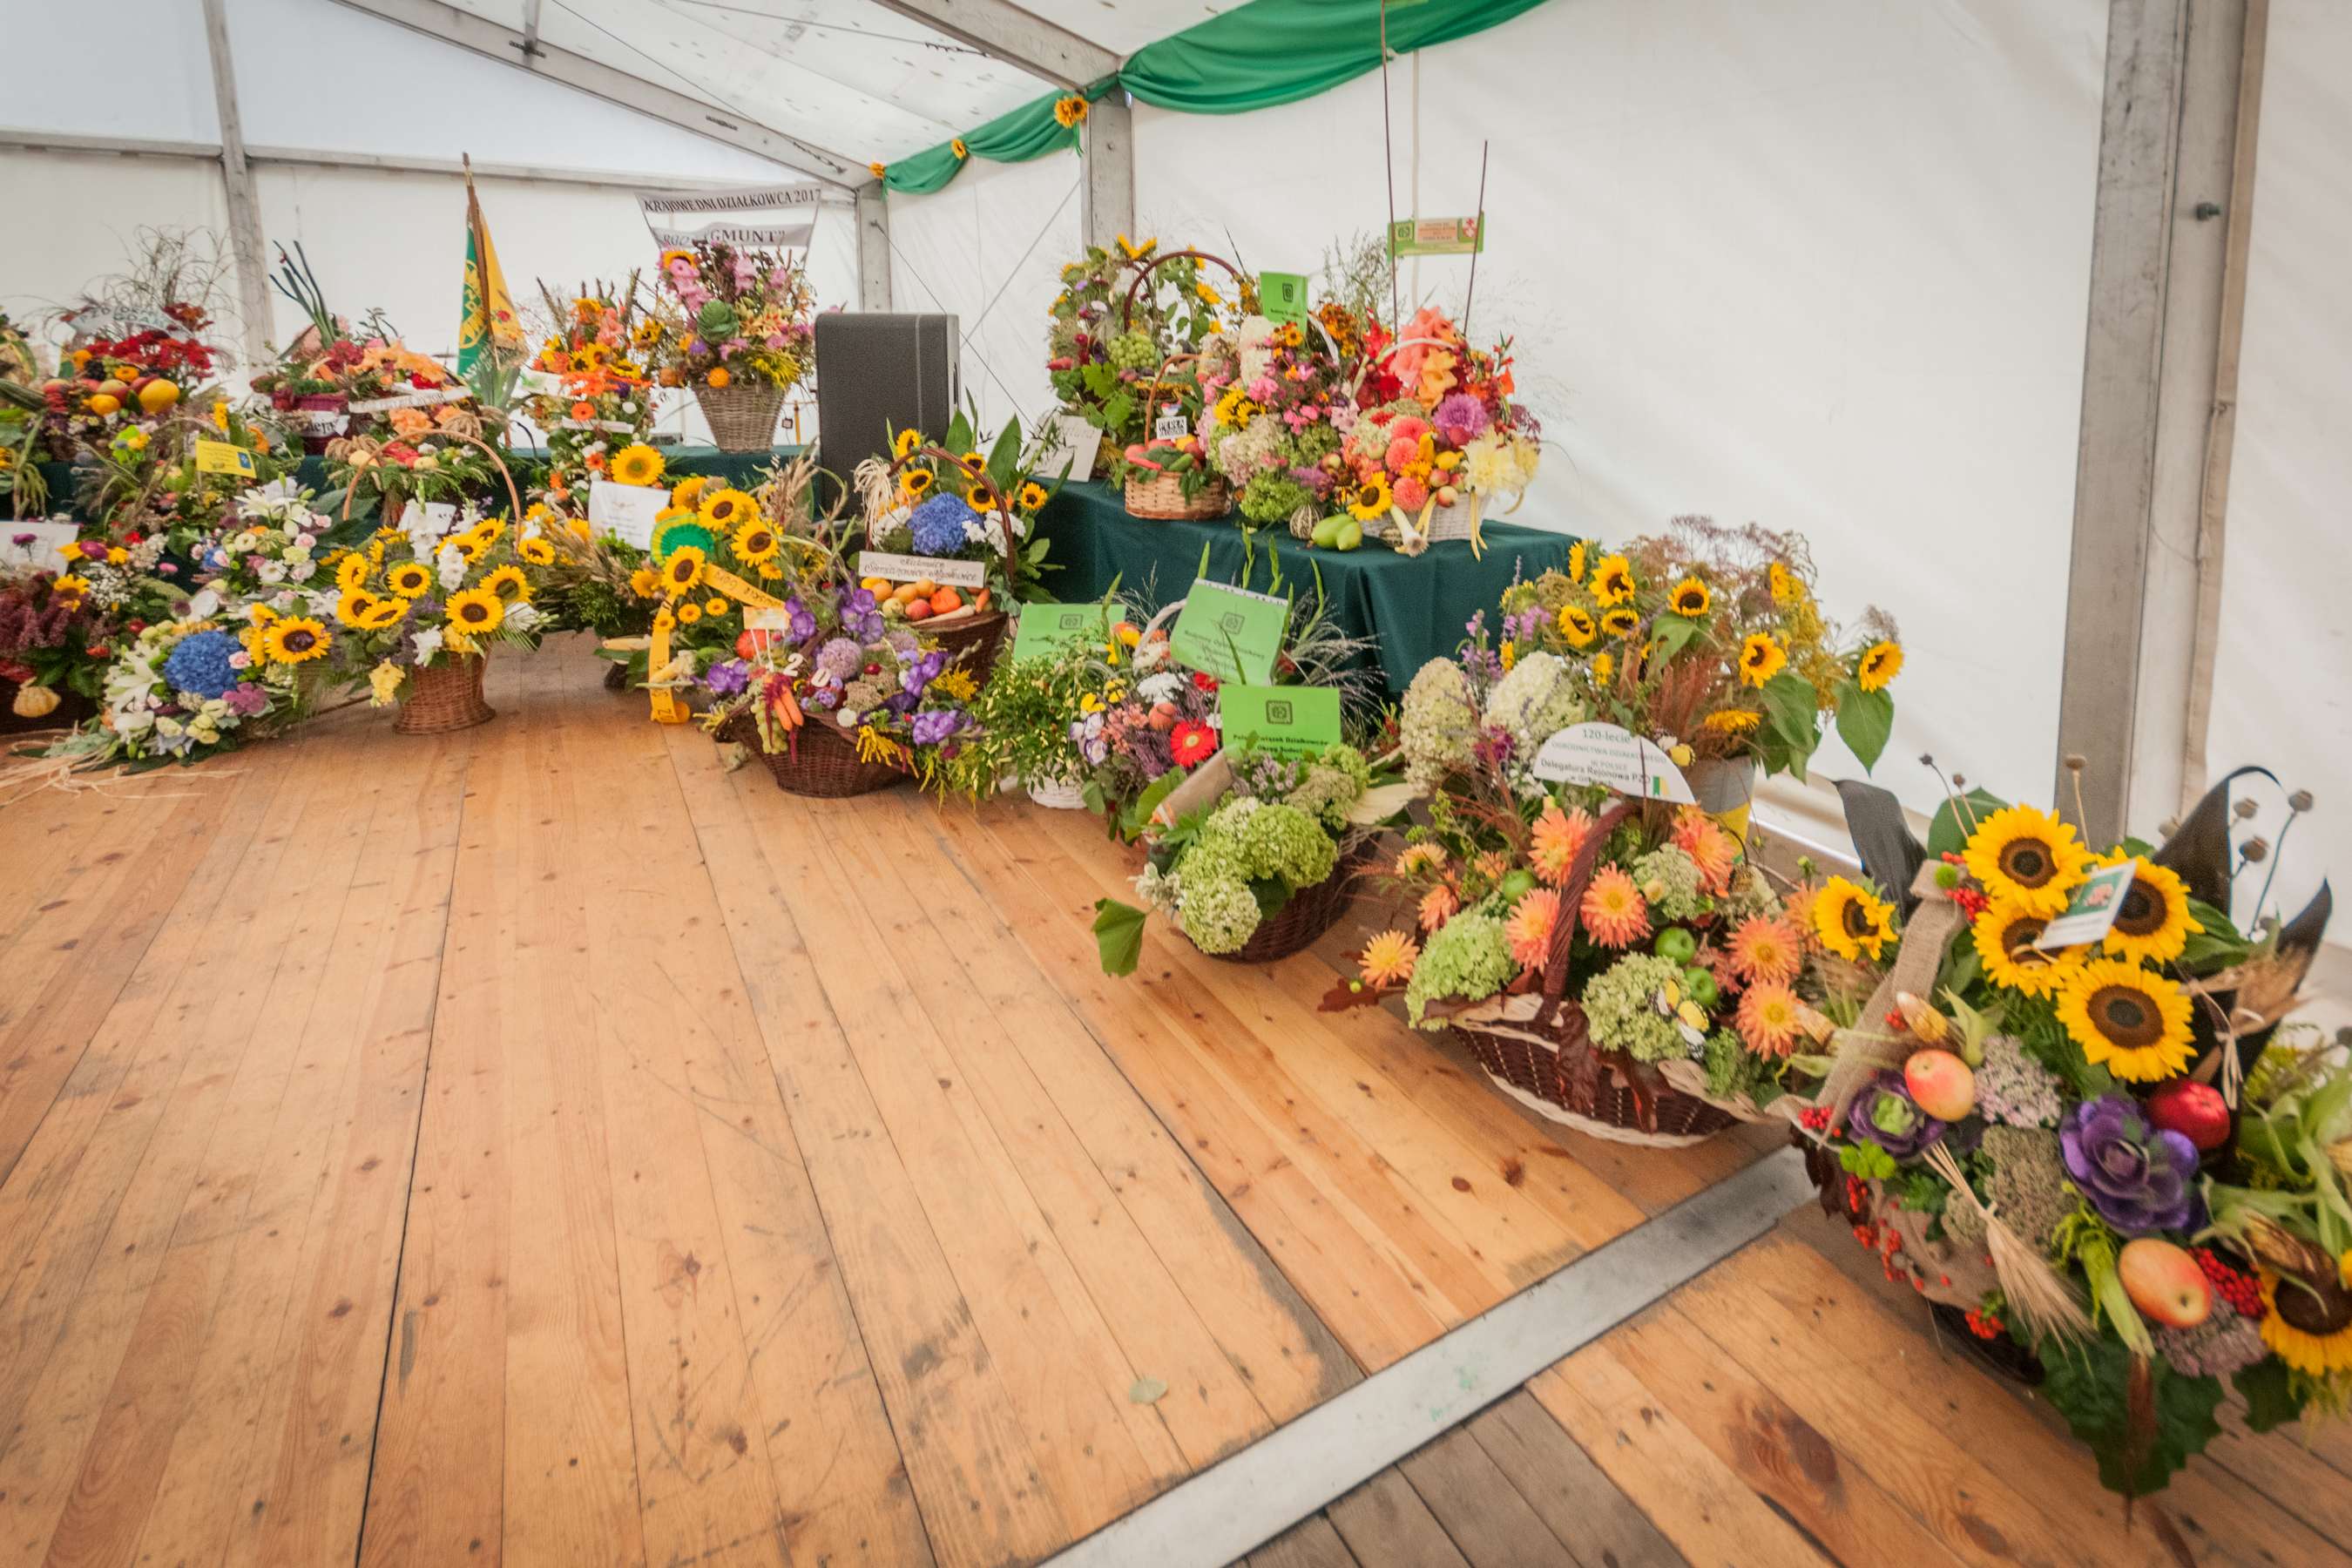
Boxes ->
[873,0,1552,195]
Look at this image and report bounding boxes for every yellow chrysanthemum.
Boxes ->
[1812,875,1895,962]
[445,587,504,635]
[1667,576,1711,618]
[2258,1266,2352,1377]
[610,443,665,487]
[699,488,757,528]
[1738,632,1787,688]
[1359,929,1419,988]
[1588,554,1635,605]
[1857,639,1903,693]
[1963,804,2091,917]
[517,537,557,566]
[660,546,707,595]
[1971,896,2085,999]
[482,565,531,603]
[2097,854,2203,965]
[261,616,331,666]
[2056,956,2193,1082]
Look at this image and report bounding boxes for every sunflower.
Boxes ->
[1812,875,1895,962]
[1963,804,2090,916]
[357,595,409,632]
[262,616,330,665]
[610,443,665,487]
[335,552,372,593]
[670,475,709,511]
[660,545,708,595]
[444,535,484,567]
[730,518,781,565]
[1591,652,1614,684]
[517,537,557,567]
[676,602,703,625]
[336,589,385,629]
[965,482,997,510]
[901,468,936,499]
[445,588,505,636]
[700,488,758,530]
[1704,708,1761,736]
[892,429,923,460]
[704,596,731,618]
[1599,606,1641,639]
[1053,94,1089,128]
[1668,576,1712,618]
[950,138,969,160]
[2097,854,2202,965]
[2056,957,2193,1081]
[2259,1265,2352,1376]
[1359,929,1419,988]
[1857,639,1903,693]
[1588,554,1635,605]
[1970,897,2084,998]
[1557,605,1598,648]
[629,565,661,599]
[1580,868,1652,948]
[1017,481,1049,510]
[1768,560,1805,606]
[1738,632,1788,688]
[1347,475,1392,522]
[1565,540,1587,585]
[482,565,531,603]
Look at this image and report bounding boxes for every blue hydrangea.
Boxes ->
[906,494,979,557]
[163,630,240,700]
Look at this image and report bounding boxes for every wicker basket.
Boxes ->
[394,656,495,734]
[1125,471,1230,521]
[693,380,787,454]
[724,713,905,797]
[294,394,349,455]
[925,607,1010,682]
[1212,843,1369,965]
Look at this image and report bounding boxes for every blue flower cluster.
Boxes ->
[163,629,240,700]
[906,494,979,557]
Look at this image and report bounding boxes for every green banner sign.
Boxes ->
[1170,579,1287,686]
[1010,600,1126,662]
[1218,684,1342,760]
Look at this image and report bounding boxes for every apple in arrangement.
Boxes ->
[2118,1238,2213,1328]
[2146,1078,2232,1153]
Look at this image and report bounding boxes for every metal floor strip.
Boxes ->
[1046,1144,1815,1568]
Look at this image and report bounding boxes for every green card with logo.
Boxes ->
[1011,600,1125,662]
[1217,685,1342,760]
[1170,579,1286,686]
[1260,271,1308,328]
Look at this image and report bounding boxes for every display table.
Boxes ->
[1031,481,1582,698]
[30,443,807,523]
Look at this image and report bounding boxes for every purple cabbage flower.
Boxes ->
[1433,392,1490,447]
[1849,1071,1946,1159]
[2060,1095,2203,1234]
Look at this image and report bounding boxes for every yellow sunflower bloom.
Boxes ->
[1667,576,1711,618]
[2097,854,2203,965]
[965,482,997,510]
[629,565,661,599]
[336,590,383,629]
[1017,481,1049,510]
[1599,606,1641,639]
[1589,553,1636,605]
[2056,956,2193,1081]
[518,537,557,566]
[609,443,664,487]
[676,602,703,625]
[726,519,778,565]
[482,565,531,603]
[670,475,709,510]
[1565,540,1587,585]
[2258,1265,2352,1377]
[704,596,731,617]
[1737,632,1787,688]
[1970,896,2085,998]
[1703,707,1761,735]
[1963,804,2091,917]
[901,468,936,499]
[1857,639,1903,692]
[335,553,372,593]
[1347,475,1392,522]
[660,545,708,595]
[1557,605,1598,648]
[892,429,923,460]
[445,587,505,636]
[1812,875,1895,962]
[261,616,331,666]
[699,488,758,529]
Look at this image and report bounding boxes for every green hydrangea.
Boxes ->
[1632,844,1706,922]
[1703,1028,1765,1100]
[1401,659,1479,792]
[1580,952,1686,1063]
[1284,743,1371,831]
[1237,801,1337,889]
[1482,650,1585,757]
[1179,875,1263,954]
[1405,909,1516,1027]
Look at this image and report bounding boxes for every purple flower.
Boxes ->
[911,708,966,747]
[10,532,30,547]
[815,637,862,680]
[222,683,270,717]
[901,650,947,697]
[1849,1071,1946,1159]
[835,585,883,640]
[781,596,817,642]
[1433,392,1490,447]
[702,659,750,697]
[2060,1095,2203,1234]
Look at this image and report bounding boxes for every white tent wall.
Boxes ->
[2208,0,2350,973]
[885,153,1085,432]
[1,153,234,329]
[1132,0,2108,840]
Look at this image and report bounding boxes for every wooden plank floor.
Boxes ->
[0,638,2339,1567]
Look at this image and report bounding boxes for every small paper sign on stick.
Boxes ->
[1011,600,1126,662]
[588,481,666,550]
[1531,721,1696,803]
[1169,578,1287,686]
[856,551,986,590]
[348,385,471,414]
[2035,860,2138,950]
[1260,271,1308,327]
[1218,685,1341,760]
[1152,407,1192,442]
[1051,415,1103,481]
[193,439,257,478]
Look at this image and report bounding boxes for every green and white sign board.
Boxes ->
[1218,685,1342,760]
[1169,578,1287,686]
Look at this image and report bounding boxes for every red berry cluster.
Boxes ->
[1940,855,1990,919]
[1797,1105,1831,1132]
[2196,1248,2263,1318]
[1963,1306,2005,1340]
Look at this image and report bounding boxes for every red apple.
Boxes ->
[1903,1049,1976,1122]
[2118,1238,2212,1328]
[2146,1079,2231,1153]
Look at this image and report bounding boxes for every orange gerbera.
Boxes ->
[1395,842,1446,877]
[571,400,597,420]
[1360,930,1420,988]
[1736,983,1804,1058]
[1504,889,1562,972]
[1670,808,1740,894]
[1579,868,1651,949]
[1727,914,1803,987]
[1530,802,1594,886]
[1418,884,1461,934]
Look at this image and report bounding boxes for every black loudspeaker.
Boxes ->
[814,313,960,479]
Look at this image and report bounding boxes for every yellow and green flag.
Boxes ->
[457,157,521,375]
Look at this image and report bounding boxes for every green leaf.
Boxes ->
[945,409,974,453]
[1835,682,1895,771]
[1650,614,1704,659]
[2233,1358,2303,1434]
[985,419,1024,493]
[1926,788,2009,858]
[2038,1335,2224,1497]
[1092,898,1147,977]
[1081,362,1118,398]
[1100,390,1134,433]
[1759,672,1821,749]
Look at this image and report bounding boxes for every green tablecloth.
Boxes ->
[1032,481,1581,699]
[31,443,807,523]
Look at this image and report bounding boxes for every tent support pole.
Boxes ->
[1080,92,1134,253]
[2056,0,2266,845]
[857,186,894,312]
[199,0,276,368]
[866,0,1116,89]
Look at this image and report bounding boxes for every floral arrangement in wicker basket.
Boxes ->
[516,277,660,508]
[1047,237,1239,482]
[651,240,813,453]
[1727,767,2342,1500]
[322,504,547,729]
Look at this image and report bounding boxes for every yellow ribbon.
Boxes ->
[647,564,788,723]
